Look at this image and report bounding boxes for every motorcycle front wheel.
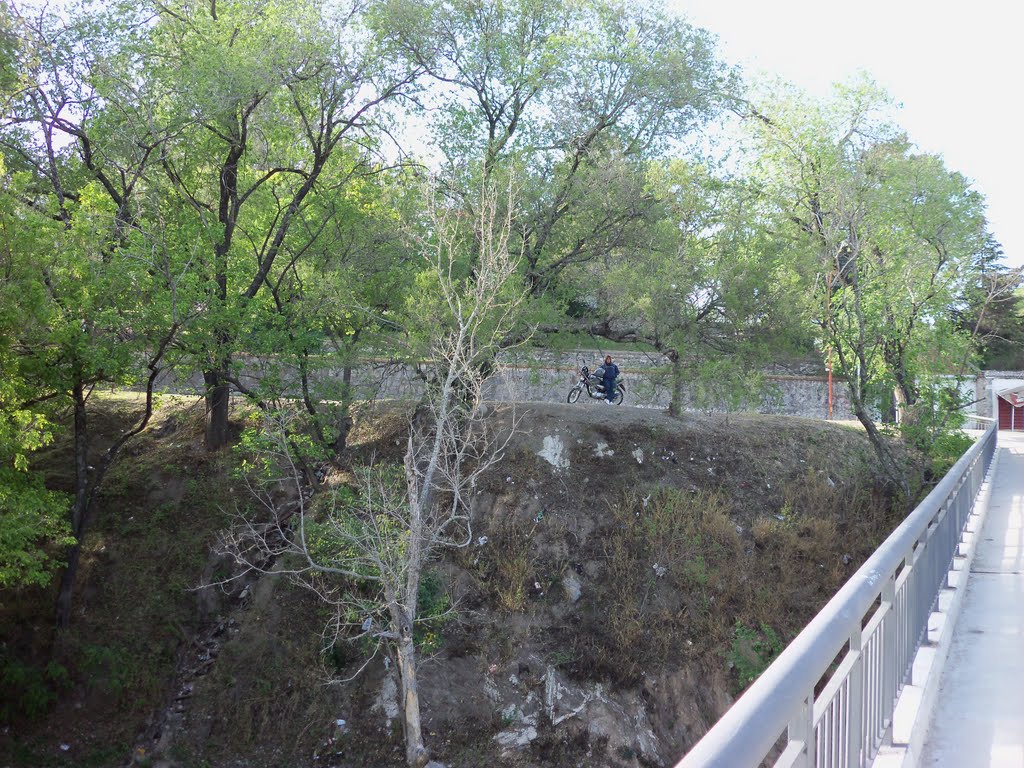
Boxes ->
[567,386,582,404]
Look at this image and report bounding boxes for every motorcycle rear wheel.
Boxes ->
[567,386,582,404]
[611,388,624,405]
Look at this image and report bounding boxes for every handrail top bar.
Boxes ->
[676,421,997,766]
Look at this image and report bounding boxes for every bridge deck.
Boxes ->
[920,431,1024,766]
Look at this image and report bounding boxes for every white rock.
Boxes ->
[484,677,501,703]
[544,665,597,726]
[372,672,401,723]
[538,435,570,469]
[495,725,538,748]
[563,573,582,602]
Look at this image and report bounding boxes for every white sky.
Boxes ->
[668,0,1024,267]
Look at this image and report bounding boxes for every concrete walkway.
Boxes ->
[920,431,1024,767]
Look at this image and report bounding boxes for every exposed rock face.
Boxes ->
[381,650,733,766]
[562,573,582,603]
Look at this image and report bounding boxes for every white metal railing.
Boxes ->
[677,417,998,768]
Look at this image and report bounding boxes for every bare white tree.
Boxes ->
[216,179,525,767]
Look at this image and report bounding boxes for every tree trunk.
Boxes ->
[892,372,918,427]
[851,398,910,497]
[893,386,909,425]
[331,411,352,455]
[55,545,82,629]
[666,352,685,417]
[55,383,90,629]
[204,368,231,451]
[55,348,167,627]
[330,365,353,454]
[396,634,428,767]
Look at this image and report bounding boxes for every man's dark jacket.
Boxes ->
[602,362,619,398]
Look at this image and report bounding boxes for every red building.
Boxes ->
[997,388,1024,431]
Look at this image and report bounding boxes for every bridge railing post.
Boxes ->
[848,624,864,768]
[881,571,897,747]
[787,693,814,768]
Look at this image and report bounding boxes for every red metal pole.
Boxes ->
[827,355,833,421]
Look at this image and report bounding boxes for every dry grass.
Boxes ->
[483,518,538,614]
[568,467,906,689]
[180,582,340,763]
[569,489,744,685]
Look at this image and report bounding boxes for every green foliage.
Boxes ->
[0,0,1010,745]
[576,157,807,415]
[79,643,132,702]
[743,77,995,488]
[689,360,770,414]
[924,431,975,479]
[377,0,736,312]
[0,652,70,723]
[414,571,452,653]
[311,469,407,581]
[0,153,74,588]
[0,467,73,588]
[728,621,783,689]
[235,412,329,483]
[893,380,975,478]
[956,240,1024,369]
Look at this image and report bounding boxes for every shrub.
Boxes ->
[728,621,783,690]
[0,652,70,722]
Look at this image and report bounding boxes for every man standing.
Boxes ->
[601,355,619,403]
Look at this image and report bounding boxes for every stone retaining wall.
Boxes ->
[486,357,855,419]
[155,349,856,420]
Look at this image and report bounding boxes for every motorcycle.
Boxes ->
[567,365,625,405]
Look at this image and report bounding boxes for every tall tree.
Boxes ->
[218,181,525,767]
[869,148,987,421]
[142,0,422,450]
[746,78,993,488]
[0,1,189,626]
[0,154,73,589]
[580,158,805,414]
[0,4,72,589]
[955,237,1024,370]
[209,162,421,456]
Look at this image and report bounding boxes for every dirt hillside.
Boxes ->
[0,399,920,768]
